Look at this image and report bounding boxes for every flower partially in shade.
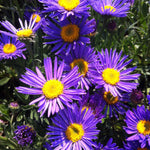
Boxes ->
[147,92,150,104]
[9,102,19,109]
[47,104,99,149]
[96,138,123,150]
[124,105,150,148]
[13,125,36,146]
[59,44,97,90]
[0,34,26,60]
[126,0,134,6]
[43,142,52,150]
[0,15,41,39]
[16,57,85,117]
[38,0,90,20]
[89,0,130,17]
[93,49,140,97]
[42,16,96,55]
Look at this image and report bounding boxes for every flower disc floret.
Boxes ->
[3,43,16,54]
[42,79,64,99]
[65,123,84,142]
[102,68,120,85]
[102,5,116,12]
[58,0,80,11]
[32,13,41,23]
[61,24,79,43]
[16,29,33,37]
[137,120,150,135]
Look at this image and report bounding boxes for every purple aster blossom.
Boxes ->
[47,103,99,150]
[126,0,134,6]
[124,105,150,148]
[9,101,19,109]
[124,141,150,150]
[38,0,90,21]
[89,0,130,17]
[96,138,123,150]
[42,16,96,55]
[0,34,26,60]
[0,15,42,38]
[13,125,36,147]
[147,92,150,104]
[16,57,85,117]
[93,48,140,97]
[59,44,97,90]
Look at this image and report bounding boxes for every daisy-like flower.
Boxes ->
[38,0,90,20]
[0,15,41,39]
[59,44,97,90]
[16,57,85,117]
[47,104,99,149]
[89,0,130,17]
[42,16,96,55]
[0,34,26,60]
[93,49,140,97]
[124,105,150,148]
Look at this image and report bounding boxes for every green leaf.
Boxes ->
[0,77,10,86]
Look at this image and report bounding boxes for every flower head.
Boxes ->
[0,34,26,60]
[93,49,140,97]
[42,16,96,55]
[90,0,130,17]
[0,15,41,39]
[124,105,150,148]
[13,125,36,146]
[16,57,85,117]
[9,102,19,109]
[47,104,99,149]
[38,0,90,20]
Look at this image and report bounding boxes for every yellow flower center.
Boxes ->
[3,44,16,54]
[103,91,118,105]
[101,5,116,12]
[16,29,33,37]
[70,58,88,76]
[61,24,79,43]
[42,79,64,99]
[137,148,148,150]
[58,0,80,11]
[137,120,150,135]
[65,123,84,142]
[102,68,120,85]
[32,13,41,23]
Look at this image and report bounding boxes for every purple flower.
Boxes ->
[13,125,36,147]
[47,104,99,149]
[16,57,85,117]
[9,102,19,109]
[147,92,150,104]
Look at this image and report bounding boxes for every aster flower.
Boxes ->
[96,138,122,150]
[42,16,96,55]
[9,102,19,109]
[124,105,150,148]
[90,0,130,17]
[59,44,97,90]
[38,0,90,20]
[16,57,85,117]
[0,34,26,60]
[47,104,99,149]
[13,125,36,147]
[93,49,140,97]
[126,0,134,6]
[0,14,41,39]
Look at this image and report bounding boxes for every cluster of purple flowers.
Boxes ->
[1,0,150,150]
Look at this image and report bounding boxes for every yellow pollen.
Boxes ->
[101,5,116,12]
[137,148,148,150]
[81,106,89,114]
[42,79,64,99]
[103,91,118,105]
[102,68,120,85]
[58,0,80,11]
[32,13,41,23]
[3,43,16,54]
[65,123,84,142]
[61,24,79,43]
[137,120,150,135]
[16,29,33,37]
[70,58,88,76]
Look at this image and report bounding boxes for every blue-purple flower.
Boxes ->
[0,34,26,60]
[89,0,130,17]
[47,104,99,149]
[42,16,96,55]
[13,125,36,147]
[16,57,85,117]
[124,105,150,148]
[147,92,150,104]
[38,0,90,20]
[93,48,140,97]
[43,142,52,150]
